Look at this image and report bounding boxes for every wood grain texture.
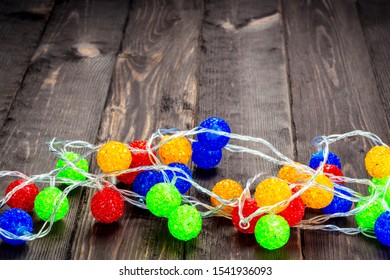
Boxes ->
[71,0,202,260]
[0,0,54,130]
[0,0,130,259]
[357,0,390,126]
[187,0,302,260]
[282,0,390,259]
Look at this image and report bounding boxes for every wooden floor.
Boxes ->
[0,0,389,260]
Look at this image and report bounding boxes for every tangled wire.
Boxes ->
[0,117,389,250]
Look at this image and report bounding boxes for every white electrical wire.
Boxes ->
[0,129,388,243]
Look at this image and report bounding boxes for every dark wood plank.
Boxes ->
[71,0,202,260]
[0,0,54,130]
[187,0,302,260]
[357,0,390,126]
[0,0,130,259]
[282,0,390,259]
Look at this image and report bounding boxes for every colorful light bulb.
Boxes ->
[168,204,202,241]
[192,141,222,169]
[210,179,243,213]
[355,199,386,229]
[369,177,390,206]
[132,170,164,197]
[164,162,193,194]
[97,141,132,173]
[146,183,182,217]
[321,186,353,214]
[34,187,69,222]
[374,211,390,246]
[5,179,39,212]
[278,163,309,184]
[309,150,341,169]
[0,209,33,245]
[299,175,334,209]
[197,117,231,150]
[56,151,89,184]
[158,136,192,165]
[365,146,390,179]
[279,193,305,226]
[254,178,292,213]
[317,164,344,185]
[90,185,124,224]
[117,140,156,185]
[231,198,262,234]
[254,214,290,250]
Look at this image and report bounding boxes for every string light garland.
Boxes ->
[0,116,389,252]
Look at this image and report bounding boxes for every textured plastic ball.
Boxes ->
[322,186,353,214]
[279,194,305,226]
[309,150,341,169]
[117,170,141,185]
[355,199,386,229]
[316,164,344,185]
[90,186,124,224]
[117,140,156,185]
[132,170,164,197]
[365,146,390,178]
[197,117,231,150]
[146,183,182,217]
[158,136,192,165]
[278,163,309,184]
[129,140,156,166]
[254,178,292,213]
[369,177,390,206]
[165,162,192,194]
[374,211,390,246]
[299,174,334,209]
[5,179,39,212]
[231,198,262,234]
[0,209,33,245]
[56,151,89,183]
[191,141,222,169]
[210,179,243,213]
[97,141,132,173]
[168,204,202,241]
[254,214,290,250]
[34,187,69,222]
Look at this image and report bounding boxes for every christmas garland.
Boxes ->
[0,117,389,250]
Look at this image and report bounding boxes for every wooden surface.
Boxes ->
[0,0,389,260]
[0,0,54,130]
[0,0,130,259]
[191,0,301,260]
[283,0,390,259]
[72,0,201,260]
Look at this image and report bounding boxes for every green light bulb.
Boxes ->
[168,205,202,241]
[56,152,89,184]
[355,199,386,229]
[34,187,69,222]
[254,214,290,250]
[146,183,181,217]
[369,177,390,206]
